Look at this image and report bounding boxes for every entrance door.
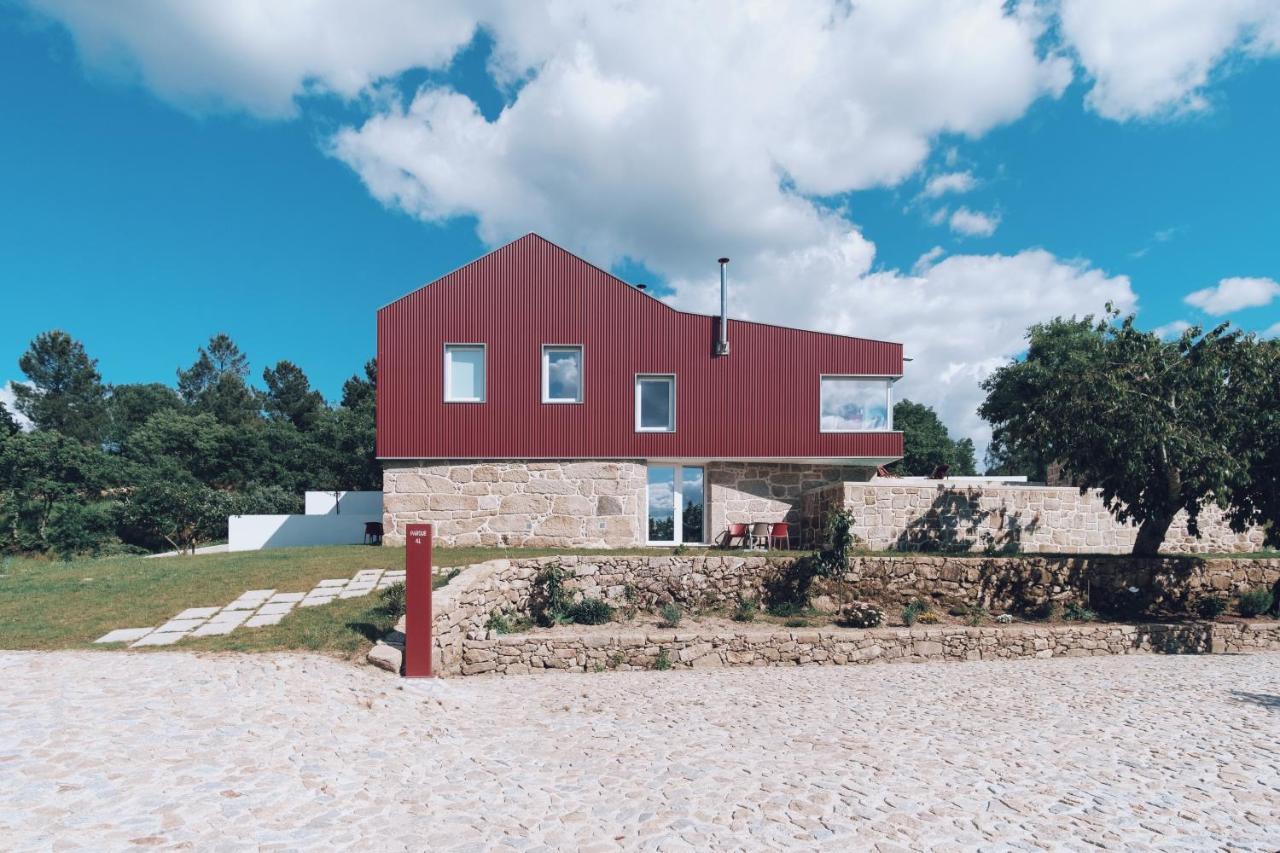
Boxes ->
[646,464,706,545]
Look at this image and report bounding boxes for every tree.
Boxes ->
[121,469,233,554]
[340,358,376,413]
[262,360,326,431]
[13,330,108,444]
[1222,337,1280,548]
[0,430,120,554]
[0,400,17,437]
[980,310,1255,556]
[889,400,977,476]
[104,383,182,449]
[177,334,258,424]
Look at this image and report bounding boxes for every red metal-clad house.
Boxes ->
[378,234,904,547]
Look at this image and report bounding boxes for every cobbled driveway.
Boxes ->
[2,651,1278,851]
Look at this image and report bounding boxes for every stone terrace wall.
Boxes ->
[706,462,874,545]
[462,622,1280,676]
[383,461,646,548]
[803,482,1267,555]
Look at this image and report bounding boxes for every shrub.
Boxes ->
[485,612,533,635]
[731,596,758,622]
[995,613,1014,624]
[1064,602,1097,622]
[901,600,928,627]
[1027,601,1061,621]
[784,617,809,628]
[1195,595,1228,620]
[568,597,614,625]
[916,610,940,625]
[965,605,990,626]
[836,601,883,628]
[654,648,672,670]
[657,602,682,629]
[379,582,406,618]
[529,563,573,627]
[1236,588,1275,618]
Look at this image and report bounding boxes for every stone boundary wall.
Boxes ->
[461,621,1280,676]
[707,462,874,545]
[803,482,1267,555]
[400,553,1280,675]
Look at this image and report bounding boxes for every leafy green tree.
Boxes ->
[983,433,1049,481]
[0,430,120,553]
[340,359,376,413]
[980,311,1255,555]
[262,360,326,431]
[0,400,18,437]
[120,469,234,554]
[13,331,108,444]
[104,383,182,449]
[889,400,978,476]
[177,334,259,425]
[1222,337,1280,548]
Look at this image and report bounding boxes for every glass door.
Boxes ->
[646,464,706,545]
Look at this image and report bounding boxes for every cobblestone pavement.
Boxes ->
[2,651,1278,851]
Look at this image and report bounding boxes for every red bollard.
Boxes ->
[404,523,433,678]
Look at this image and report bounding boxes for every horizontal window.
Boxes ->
[444,344,485,402]
[542,345,583,403]
[636,374,675,432]
[820,376,891,431]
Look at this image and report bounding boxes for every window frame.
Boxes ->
[817,374,894,433]
[634,373,677,433]
[443,343,487,403]
[645,462,708,546]
[541,344,585,404]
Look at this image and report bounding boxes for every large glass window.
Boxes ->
[444,344,486,402]
[647,464,706,544]
[819,376,891,431]
[542,345,583,403]
[636,374,675,432]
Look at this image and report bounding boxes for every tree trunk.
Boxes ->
[1133,514,1174,557]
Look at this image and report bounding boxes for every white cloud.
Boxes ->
[948,208,1000,237]
[1184,276,1280,315]
[1152,320,1192,339]
[0,382,33,431]
[1059,0,1280,119]
[1263,322,1280,339]
[921,171,977,198]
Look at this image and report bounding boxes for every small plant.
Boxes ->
[530,563,573,627]
[654,648,673,670]
[1236,588,1275,618]
[995,613,1013,624]
[1195,595,1228,620]
[672,543,688,555]
[485,612,513,634]
[1064,602,1097,622]
[1027,601,1061,621]
[766,599,804,618]
[965,605,990,627]
[947,605,969,617]
[657,602,682,629]
[836,601,883,628]
[731,595,758,622]
[901,599,928,627]
[608,651,626,669]
[916,610,939,625]
[568,597,614,625]
[784,617,809,628]
[379,581,406,618]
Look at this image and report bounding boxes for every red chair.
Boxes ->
[768,522,791,550]
[723,523,748,549]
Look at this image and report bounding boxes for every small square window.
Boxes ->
[636,374,675,432]
[542,345,583,403]
[444,344,485,402]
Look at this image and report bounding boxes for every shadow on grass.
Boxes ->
[344,620,387,643]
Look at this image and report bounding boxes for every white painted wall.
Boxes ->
[303,490,383,517]
[229,491,384,552]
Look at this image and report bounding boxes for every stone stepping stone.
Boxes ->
[298,596,335,608]
[175,607,220,620]
[190,621,240,637]
[315,579,348,588]
[207,610,251,626]
[157,618,208,633]
[94,628,154,645]
[268,592,306,603]
[257,602,295,616]
[222,599,262,611]
[245,612,286,628]
[130,632,186,647]
[338,589,372,599]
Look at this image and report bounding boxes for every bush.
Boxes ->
[731,596,757,622]
[568,597,614,625]
[529,563,573,627]
[1064,602,1097,622]
[657,602,682,629]
[654,648,672,670]
[784,617,809,628]
[1236,588,1275,618]
[379,581,406,618]
[836,601,883,628]
[916,610,939,625]
[995,613,1014,624]
[1027,601,1061,621]
[1196,595,1228,620]
[965,605,990,626]
[901,600,928,627]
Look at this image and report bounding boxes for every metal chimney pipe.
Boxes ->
[715,257,730,356]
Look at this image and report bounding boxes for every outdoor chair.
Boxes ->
[363,521,384,545]
[768,522,790,550]
[750,521,771,549]
[722,522,748,549]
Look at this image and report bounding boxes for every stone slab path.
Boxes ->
[92,568,405,647]
[2,651,1278,850]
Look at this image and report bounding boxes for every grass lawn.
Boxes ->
[0,543,784,653]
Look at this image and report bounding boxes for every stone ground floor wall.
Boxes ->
[804,482,1268,555]
[460,621,1280,676]
[383,553,1280,675]
[706,462,874,546]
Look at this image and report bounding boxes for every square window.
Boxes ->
[542,345,583,403]
[636,375,675,432]
[820,377,891,431]
[444,344,485,402]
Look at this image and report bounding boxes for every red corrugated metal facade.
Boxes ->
[377,234,904,462]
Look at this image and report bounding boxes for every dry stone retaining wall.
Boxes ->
[804,482,1267,555]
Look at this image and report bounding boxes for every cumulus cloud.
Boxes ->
[1152,320,1192,339]
[948,208,1000,237]
[0,382,33,431]
[1184,276,1280,315]
[1059,0,1280,119]
[921,171,978,198]
[1264,322,1280,339]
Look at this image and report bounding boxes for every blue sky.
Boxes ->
[1,2,1277,454]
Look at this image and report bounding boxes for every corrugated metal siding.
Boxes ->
[378,234,904,461]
